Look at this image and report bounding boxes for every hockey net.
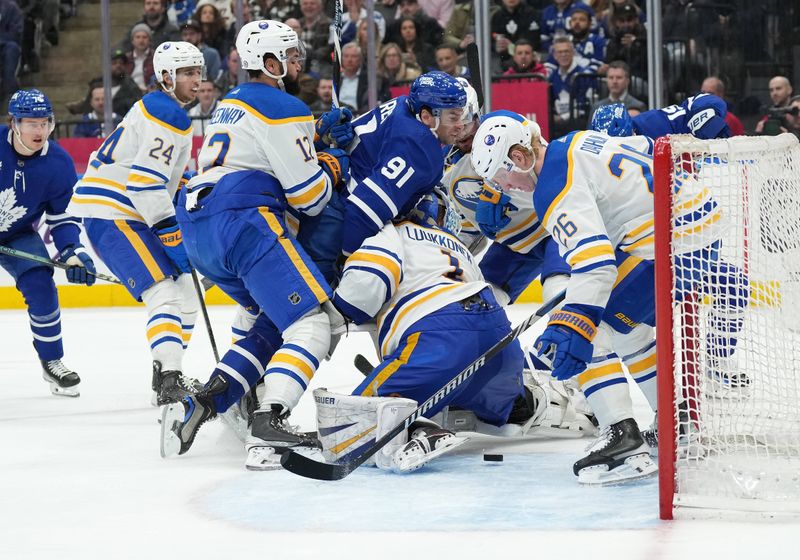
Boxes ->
[654,133,800,519]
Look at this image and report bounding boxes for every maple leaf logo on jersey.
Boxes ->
[0,187,28,232]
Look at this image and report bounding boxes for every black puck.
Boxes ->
[483,453,504,462]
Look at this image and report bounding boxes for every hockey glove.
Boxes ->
[315,107,355,148]
[59,245,96,286]
[179,170,196,192]
[318,148,350,189]
[476,184,517,237]
[153,217,192,274]
[534,305,598,381]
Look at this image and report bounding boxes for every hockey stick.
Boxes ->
[465,43,485,111]
[280,289,566,480]
[330,0,343,109]
[0,244,122,284]
[354,353,374,376]
[190,269,220,363]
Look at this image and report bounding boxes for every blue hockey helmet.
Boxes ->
[406,185,462,236]
[408,71,466,116]
[590,103,634,137]
[8,89,54,120]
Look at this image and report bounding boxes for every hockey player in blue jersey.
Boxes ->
[590,92,732,140]
[160,21,348,470]
[69,42,206,406]
[300,70,467,281]
[0,90,95,397]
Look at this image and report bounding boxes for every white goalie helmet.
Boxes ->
[236,20,304,79]
[153,41,206,92]
[471,110,542,190]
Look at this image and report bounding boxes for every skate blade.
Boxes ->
[245,446,285,471]
[49,383,80,398]
[160,403,185,458]
[393,436,468,473]
[577,452,658,485]
[220,408,248,443]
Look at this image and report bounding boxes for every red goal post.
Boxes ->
[654,133,800,520]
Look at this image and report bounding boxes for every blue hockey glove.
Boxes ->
[318,147,350,189]
[153,217,192,274]
[476,184,516,237]
[59,245,96,286]
[179,170,196,191]
[315,107,355,148]
[534,305,598,381]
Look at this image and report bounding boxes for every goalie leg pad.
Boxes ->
[315,388,417,470]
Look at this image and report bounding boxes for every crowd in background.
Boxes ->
[5,0,798,139]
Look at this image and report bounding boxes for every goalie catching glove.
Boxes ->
[535,304,600,380]
[59,244,96,286]
[318,147,350,189]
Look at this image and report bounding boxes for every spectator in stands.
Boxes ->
[68,51,143,117]
[120,0,180,51]
[125,23,156,93]
[434,45,469,78]
[223,0,251,53]
[337,42,390,115]
[604,2,647,88]
[378,42,420,86]
[567,3,605,74]
[547,36,594,137]
[357,19,382,67]
[598,0,644,35]
[73,86,122,138]
[308,75,333,113]
[503,39,547,77]
[199,0,233,29]
[335,0,386,49]
[216,46,239,93]
[0,0,22,104]
[187,79,220,137]
[395,16,435,73]
[386,0,442,48]
[541,0,577,52]
[492,0,541,71]
[701,75,744,136]
[299,0,332,75]
[588,60,645,122]
[441,0,474,53]
[170,0,198,26]
[782,95,800,140]
[410,0,453,30]
[755,76,794,135]
[181,20,221,82]
[194,2,228,56]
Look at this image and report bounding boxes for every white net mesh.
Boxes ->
[665,133,800,515]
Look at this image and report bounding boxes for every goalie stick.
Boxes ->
[0,244,121,284]
[280,289,566,480]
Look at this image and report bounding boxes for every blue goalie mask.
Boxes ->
[406,186,462,236]
[590,103,634,137]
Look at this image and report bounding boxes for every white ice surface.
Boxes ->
[1,304,798,559]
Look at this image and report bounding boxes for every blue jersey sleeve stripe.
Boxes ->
[131,164,169,183]
[348,193,385,229]
[74,186,134,206]
[285,168,325,194]
[267,368,308,390]
[346,265,394,303]
[351,185,394,224]
[582,377,628,398]
[360,245,403,265]
[563,234,610,260]
[332,293,374,325]
[571,259,617,274]
[126,184,168,192]
[362,177,399,215]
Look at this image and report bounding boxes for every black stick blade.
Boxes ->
[280,449,355,481]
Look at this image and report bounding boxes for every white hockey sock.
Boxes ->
[577,355,635,427]
[142,279,184,372]
[623,341,658,412]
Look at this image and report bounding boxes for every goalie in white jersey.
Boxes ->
[68,42,206,405]
[314,187,534,472]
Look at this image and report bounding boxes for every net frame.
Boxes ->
[655,133,800,520]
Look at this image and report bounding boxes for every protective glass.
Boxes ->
[489,166,536,193]
[287,43,307,67]
[176,65,207,81]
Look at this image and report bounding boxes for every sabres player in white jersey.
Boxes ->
[313,187,530,472]
[471,113,667,483]
[68,42,205,405]
[160,21,348,470]
[0,90,96,397]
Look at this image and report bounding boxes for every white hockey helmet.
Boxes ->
[153,41,206,92]
[471,110,542,188]
[236,20,304,79]
[455,77,480,124]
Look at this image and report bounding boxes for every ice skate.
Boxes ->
[392,422,467,473]
[151,361,204,406]
[574,418,657,485]
[160,377,226,458]
[245,405,321,471]
[41,359,80,397]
